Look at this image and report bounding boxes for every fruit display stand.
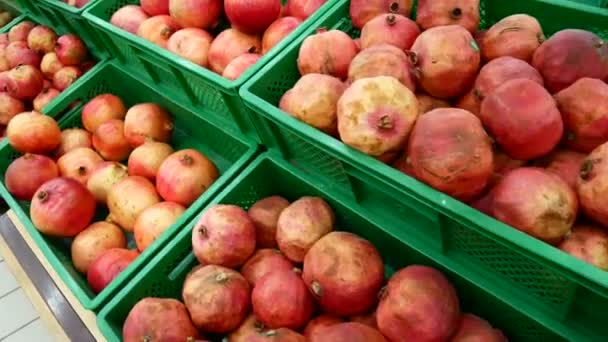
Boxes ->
[240,0,608,340]
[0,60,259,311]
[82,0,341,143]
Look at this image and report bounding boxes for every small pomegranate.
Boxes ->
[360,13,420,51]
[55,34,87,66]
[127,141,174,181]
[248,195,290,248]
[208,29,262,75]
[262,16,302,54]
[167,28,213,67]
[223,53,262,80]
[303,315,345,339]
[53,66,83,91]
[87,248,139,293]
[297,29,357,80]
[5,41,41,67]
[310,323,387,342]
[169,0,222,29]
[5,154,59,200]
[225,0,282,34]
[481,14,544,62]
[81,93,127,133]
[8,21,35,42]
[92,119,132,161]
[559,225,608,271]
[349,0,414,29]
[57,147,103,185]
[33,88,61,112]
[3,64,44,100]
[0,92,24,125]
[451,314,507,342]
[137,15,180,49]
[578,142,608,227]
[107,176,161,232]
[347,44,416,92]
[123,103,173,147]
[285,0,327,20]
[133,201,186,252]
[86,162,129,204]
[55,128,92,157]
[110,5,150,34]
[27,25,57,53]
[71,222,127,274]
[141,0,169,16]
[40,52,64,79]
[241,248,294,286]
[416,0,480,33]
[6,111,61,154]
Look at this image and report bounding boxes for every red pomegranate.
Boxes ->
[169,0,222,29]
[285,0,327,20]
[309,322,387,342]
[481,14,544,62]
[5,154,59,200]
[248,195,290,248]
[559,225,608,271]
[416,0,480,33]
[137,15,180,49]
[5,41,41,67]
[133,201,186,252]
[8,21,35,42]
[262,17,302,54]
[578,142,608,227]
[27,25,57,53]
[86,162,129,204]
[451,314,507,342]
[55,34,87,66]
[228,315,267,342]
[123,103,173,147]
[52,66,83,91]
[33,88,61,112]
[87,248,139,293]
[127,141,174,181]
[303,315,345,339]
[57,147,103,185]
[30,177,96,237]
[71,222,127,274]
[55,128,92,157]
[360,13,420,51]
[0,92,24,125]
[40,52,64,79]
[110,5,150,34]
[535,149,586,190]
[6,111,61,154]
[208,29,262,75]
[350,0,414,29]
[225,0,282,34]
[140,0,169,16]
[347,44,416,92]
[81,93,127,133]
[167,28,213,67]
[3,64,44,100]
[297,29,357,80]
[92,119,132,161]
[107,176,161,232]
[241,248,294,286]
[473,56,543,102]
[222,53,262,80]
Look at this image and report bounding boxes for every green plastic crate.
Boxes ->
[83,0,341,143]
[0,60,259,311]
[97,153,571,342]
[240,0,608,339]
[572,0,608,8]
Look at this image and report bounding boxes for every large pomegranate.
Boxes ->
[285,0,326,20]
[416,0,479,33]
[248,195,290,248]
[122,298,200,342]
[225,0,282,34]
[156,149,219,206]
[309,323,387,342]
[559,225,608,271]
[27,25,57,53]
[192,204,256,267]
[123,103,173,147]
[169,0,222,29]
[5,41,41,68]
[81,93,127,133]
[30,177,96,237]
[55,128,92,157]
[279,73,346,134]
[6,111,61,154]
[302,231,384,316]
[408,108,494,202]
[223,53,262,80]
[578,142,608,227]
[57,147,103,185]
[5,154,59,201]
[377,265,460,342]
[110,5,150,34]
[127,141,174,181]
[493,167,577,244]
[451,314,507,342]
[71,222,127,274]
[473,56,543,102]
[348,44,416,92]
[182,265,251,332]
[137,15,180,49]
[208,29,262,75]
[141,0,169,16]
[481,14,544,62]
[535,149,586,190]
[360,13,420,51]
[167,28,213,67]
[350,0,413,29]
[297,29,357,80]
[0,92,24,125]
[87,248,139,293]
[241,248,294,286]
[532,29,608,93]
[133,201,186,252]
[107,176,161,232]
[303,315,345,339]
[3,64,44,100]
[55,34,87,66]
[337,76,418,159]
[410,25,480,99]
[86,162,129,204]
[262,16,302,54]
[92,119,132,161]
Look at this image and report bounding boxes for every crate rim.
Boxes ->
[39,0,101,14]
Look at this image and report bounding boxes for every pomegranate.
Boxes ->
[228,315,267,342]
[248,195,290,248]
[241,249,294,286]
[242,328,305,341]
[86,162,128,204]
[223,53,262,80]
[473,56,543,103]
[262,16,302,54]
[303,315,345,339]
[26,25,57,53]
[533,29,608,93]
[208,29,262,75]
[490,151,526,187]
[53,66,83,91]
[410,25,480,99]
[470,189,495,217]
[5,154,59,200]
[392,150,416,178]
[310,323,387,342]
[71,222,127,274]
[225,0,281,34]
[81,93,127,133]
[57,147,103,185]
[276,196,334,262]
[87,248,139,293]
[182,265,251,332]
[337,76,418,158]
[493,167,577,244]
[303,231,384,316]
[350,311,378,329]
[408,108,494,202]
[40,52,64,79]
[169,0,222,29]
[8,21,35,42]
[578,142,608,227]
[123,103,173,147]
[377,265,460,342]
[133,201,186,251]
[2,64,44,100]
[555,78,608,152]
[451,314,507,342]
[481,14,544,62]
[5,41,41,67]
[348,44,416,92]
[137,15,180,49]
[416,93,450,115]
[6,111,61,154]
[279,73,346,134]
[350,0,413,29]
[107,176,161,232]
[192,204,256,267]
[30,177,96,237]
[480,79,563,160]
[0,92,24,125]
[55,128,92,157]
[416,0,480,33]
[535,150,586,190]
[33,88,60,112]
[360,13,419,51]
[297,29,357,80]
[127,142,173,181]
[55,34,87,66]
[559,225,608,271]
[91,119,131,161]
[167,28,213,67]
[285,0,326,20]
[141,0,169,16]
[110,5,150,34]
[122,298,200,342]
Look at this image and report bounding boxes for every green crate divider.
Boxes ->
[0,13,25,33]
[83,0,341,143]
[572,0,608,8]
[98,153,575,342]
[0,60,259,310]
[240,0,608,338]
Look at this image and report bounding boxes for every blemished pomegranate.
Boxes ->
[3,64,44,100]
[169,0,222,29]
[5,41,41,68]
[297,29,357,80]
[182,265,251,332]
[262,16,302,54]
[493,167,577,244]
[122,298,200,342]
[133,201,186,252]
[87,248,139,293]
[360,13,420,51]
[350,0,414,29]
[241,249,294,286]
[303,315,345,339]
[451,314,508,342]
[71,222,127,274]
[40,52,64,79]
[302,231,384,316]
[208,29,262,75]
[481,14,544,62]
[416,0,480,33]
[559,225,608,271]
[309,322,387,342]
[123,103,173,147]
[52,66,83,91]
[228,314,267,342]
[192,204,256,267]
[225,0,282,34]
[140,0,169,16]
[127,142,174,181]
[55,128,92,157]
[248,195,290,248]
[136,15,180,49]
[279,73,346,135]
[81,93,127,133]
[91,119,132,161]
[26,25,57,53]
[57,147,103,185]
[167,28,213,67]
[6,111,61,154]
[223,53,262,80]
[8,21,35,42]
[33,88,61,112]
[5,154,59,201]
[377,265,460,342]
[86,162,129,204]
[110,5,150,34]
[30,177,96,237]
[107,176,161,232]
[347,44,416,92]
[0,92,25,125]
[577,142,608,227]
[55,34,87,66]
[285,0,327,20]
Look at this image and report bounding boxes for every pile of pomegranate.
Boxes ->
[0,20,96,138]
[3,94,220,295]
[109,0,329,80]
[278,0,608,271]
[122,195,507,341]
